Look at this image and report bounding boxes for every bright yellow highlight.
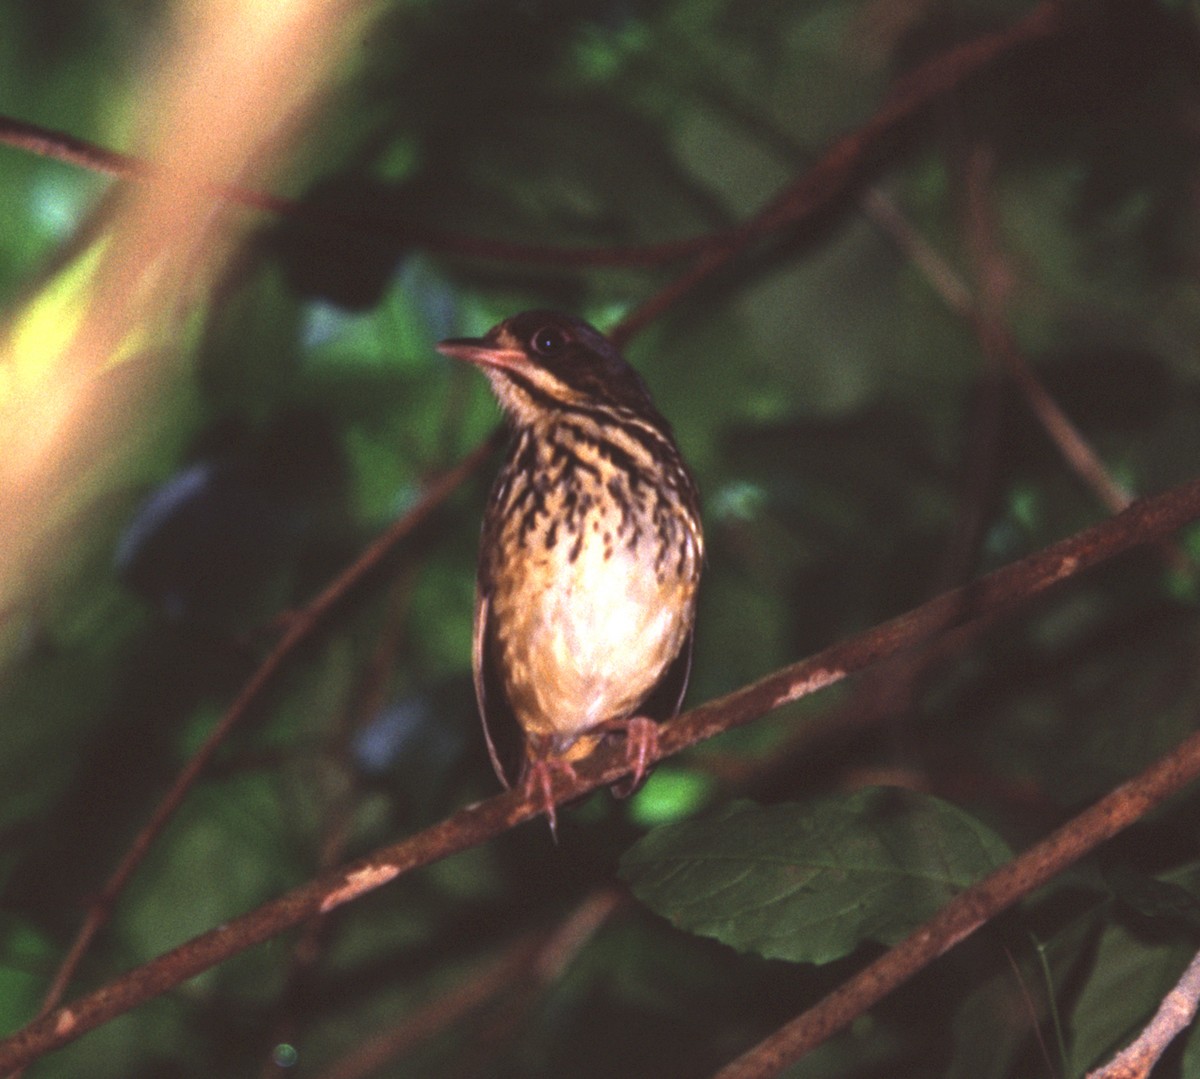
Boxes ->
[2,246,102,396]
[0,0,375,667]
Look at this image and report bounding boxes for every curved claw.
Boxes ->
[607,715,660,799]
[521,755,578,841]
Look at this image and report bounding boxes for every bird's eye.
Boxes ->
[530,326,567,357]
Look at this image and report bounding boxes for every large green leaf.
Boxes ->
[620,789,1011,964]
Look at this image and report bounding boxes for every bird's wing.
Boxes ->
[472,587,521,789]
[639,626,695,723]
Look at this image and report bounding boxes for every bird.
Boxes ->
[437,311,703,835]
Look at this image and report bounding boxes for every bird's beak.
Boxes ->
[436,337,530,376]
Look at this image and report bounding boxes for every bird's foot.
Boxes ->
[602,715,659,799]
[521,755,578,841]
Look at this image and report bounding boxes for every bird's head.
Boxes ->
[437,311,665,428]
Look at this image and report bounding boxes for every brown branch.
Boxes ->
[33,433,499,1022]
[710,721,1200,1079]
[1003,341,1134,513]
[0,0,1067,295]
[610,0,1070,346]
[312,935,542,1079]
[312,889,623,1079]
[756,118,1133,544]
[961,145,1135,516]
[863,140,1146,557]
[0,789,540,1077]
[257,578,415,1079]
[0,115,136,180]
[0,113,708,269]
[665,475,1200,755]
[1085,948,1200,1079]
[958,144,1192,583]
[4,474,1200,1074]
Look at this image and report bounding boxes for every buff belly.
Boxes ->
[491,527,695,752]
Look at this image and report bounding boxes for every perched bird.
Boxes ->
[437,311,703,833]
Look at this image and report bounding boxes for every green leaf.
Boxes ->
[620,789,1011,964]
[1064,921,1195,1076]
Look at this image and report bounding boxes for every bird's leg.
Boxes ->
[621,716,659,791]
[597,715,660,798]
[520,742,578,841]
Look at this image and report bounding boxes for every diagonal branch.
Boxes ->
[4,473,1200,1074]
[311,888,623,1079]
[710,718,1200,1079]
[0,112,705,270]
[0,0,1069,290]
[960,144,1135,518]
[22,4,1075,1020]
[33,432,500,1021]
[1085,948,1200,1079]
[610,0,1069,345]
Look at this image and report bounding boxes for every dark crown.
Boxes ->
[494,311,669,420]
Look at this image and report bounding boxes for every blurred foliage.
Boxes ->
[3,0,1200,1076]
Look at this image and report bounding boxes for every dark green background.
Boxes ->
[4,1,1200,1076]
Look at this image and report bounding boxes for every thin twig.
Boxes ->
[4,474,1200,1074]
[610,0,1069,345]
[961,145,1134,516]
[0,1,1068,298]
[34,433,499,1021]
[710,725,1200,1079]
[0,113,708,269]
[258,577,416,1079]
[959,145,1193,581]
[26,1,1069,1019]
[312,889,623,1079]
[660,13,1126,539]
[311,938,539,1079]
[1002,944,1060,1079]
[1086,948,1200,1079]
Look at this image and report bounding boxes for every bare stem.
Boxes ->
[34,433,499,1020]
